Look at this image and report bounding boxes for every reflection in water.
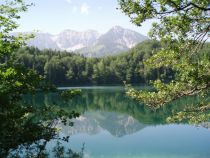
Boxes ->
[0,91,82,158]
[28,87,210,158]
[34,86,202,125]
[61,111,145,137]
[65,124,210,158]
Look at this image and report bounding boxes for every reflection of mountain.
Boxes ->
[60,111,146,137]
[62,114,102,136]
[96,112,146,137]
[29,87,198,130]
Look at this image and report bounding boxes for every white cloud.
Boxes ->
[80,3,90,15]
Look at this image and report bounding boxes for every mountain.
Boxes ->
[79,26,148,57]
[27,33,59,50]
[53,29,100,52]
[25,26,148,57]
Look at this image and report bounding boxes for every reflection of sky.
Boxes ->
[59,123,210,158]
[36,87,210,157]
[54,111,210,158]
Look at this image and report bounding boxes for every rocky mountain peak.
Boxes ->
[25,26,148,57]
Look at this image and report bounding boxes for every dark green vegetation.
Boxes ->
[0,1,82,157]
[12,40,173,85]
[12,40,210,86]
[119,0,210,123]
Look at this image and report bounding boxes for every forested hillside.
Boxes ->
[12,40,209,86]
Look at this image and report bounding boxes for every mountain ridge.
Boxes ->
[25,26,148,57]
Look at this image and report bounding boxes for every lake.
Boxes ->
[27,86,210,158]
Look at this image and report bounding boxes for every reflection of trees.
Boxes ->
[0,91,82,158]
[52,141,84,158]
[5,140,84,158]
[36,88,202,125]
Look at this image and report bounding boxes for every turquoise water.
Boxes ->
[30,86,210,158]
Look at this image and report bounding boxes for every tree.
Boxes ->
[0,1,81,157]
[118,0,210,123]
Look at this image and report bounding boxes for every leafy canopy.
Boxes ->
[0,1,81,157]
[118,0,210,123]
[0,0,34,57]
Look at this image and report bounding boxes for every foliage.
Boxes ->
[0,0,82,157]
[118,0,210,123]
[52,141,84,158]
[60,89,82,101]
[13,41,209,86]
[0,0,33,57]
[12,40,172,85]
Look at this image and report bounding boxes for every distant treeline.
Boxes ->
[11,40,210,86]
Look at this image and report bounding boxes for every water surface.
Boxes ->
[31,86,210,158]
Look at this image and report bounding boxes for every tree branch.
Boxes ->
[155,2,210,15]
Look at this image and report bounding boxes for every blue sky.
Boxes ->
[16,0,154,36]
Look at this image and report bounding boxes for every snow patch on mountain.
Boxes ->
[25,26,148,57]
